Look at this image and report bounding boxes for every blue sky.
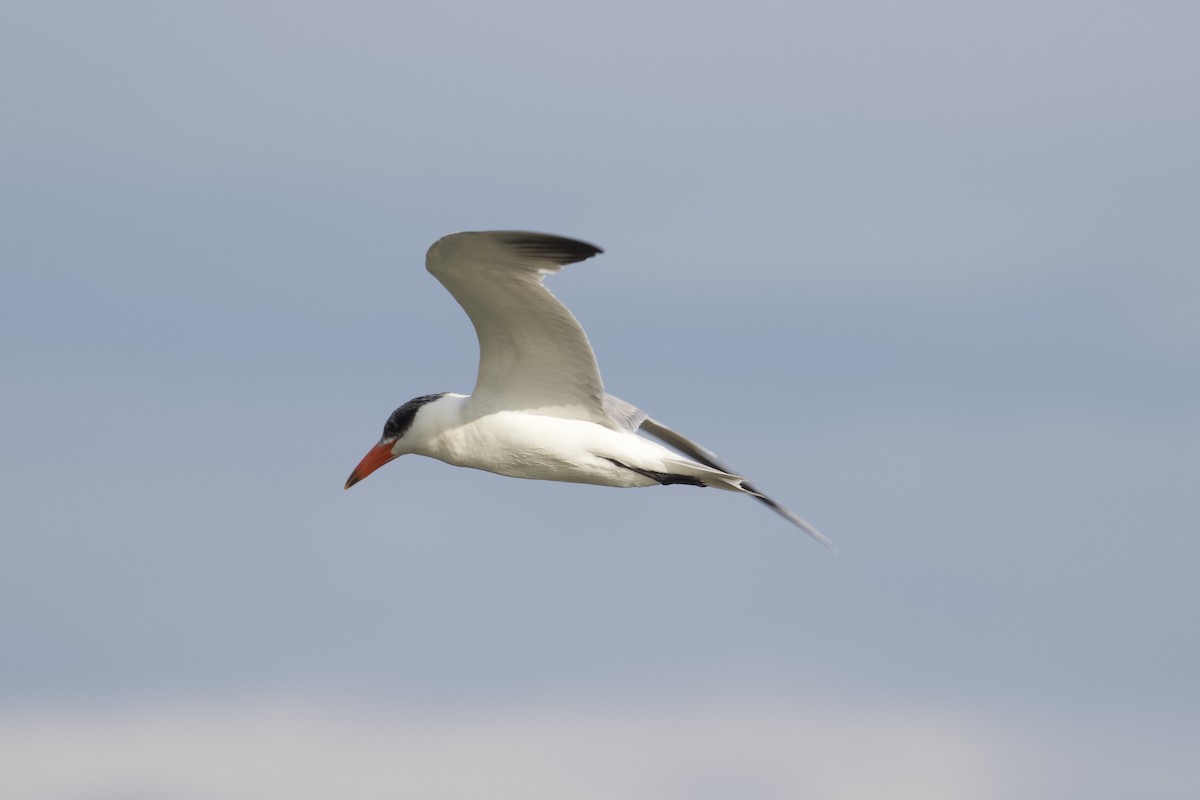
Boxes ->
[2,1,1198,797]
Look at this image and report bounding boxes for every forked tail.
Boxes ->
[639,416,835,550]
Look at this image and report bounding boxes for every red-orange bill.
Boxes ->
[344,443,396,489]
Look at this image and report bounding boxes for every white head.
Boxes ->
[344,392,447,489]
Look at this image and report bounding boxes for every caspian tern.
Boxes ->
[345,231,832,548]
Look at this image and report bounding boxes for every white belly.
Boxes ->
[418,411,672,487]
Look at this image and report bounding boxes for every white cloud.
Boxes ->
[3,694,1195,800]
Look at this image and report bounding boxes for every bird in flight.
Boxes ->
[345,231,832,548]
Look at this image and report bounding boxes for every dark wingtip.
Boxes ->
[499,232,603,264]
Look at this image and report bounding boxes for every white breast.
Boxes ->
[420,410,670,488]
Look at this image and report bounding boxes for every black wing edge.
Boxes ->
[638,416,835,551]
[498,231,604,265]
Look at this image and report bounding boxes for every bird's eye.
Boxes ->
[381,393,446,442]
[381,408,409,441]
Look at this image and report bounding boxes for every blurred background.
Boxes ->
[2,1,1197,797]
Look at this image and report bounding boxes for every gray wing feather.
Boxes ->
[426,231,612,423]
[638,416,835,550]
[603,394,650,432]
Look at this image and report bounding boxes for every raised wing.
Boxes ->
[426,231,612,422]
[639,416,835,549]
